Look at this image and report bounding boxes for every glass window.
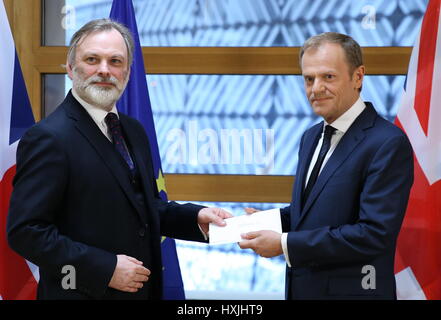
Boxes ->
[176,201,288,299]
[43,74,406,175]
[43,0,428,47]
[43,74,67,116]
[147,75,405,175]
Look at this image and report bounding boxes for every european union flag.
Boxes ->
[109,0,185,300]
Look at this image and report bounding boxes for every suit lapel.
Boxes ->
[297,124,323,196]
[64,93,147,225]
[295,103,377,229]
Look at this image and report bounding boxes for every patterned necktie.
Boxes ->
[302,125,336,204]
[105,112,135,172]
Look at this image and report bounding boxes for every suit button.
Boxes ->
[139,228,145,237]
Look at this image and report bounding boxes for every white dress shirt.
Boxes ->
[281,98,366,267]
[71,89,118,142]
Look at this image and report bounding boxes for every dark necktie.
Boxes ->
[105,112,135,172]
[302,125,336,204]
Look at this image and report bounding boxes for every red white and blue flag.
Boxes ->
[0,0,38,300]
[394,0,441,300]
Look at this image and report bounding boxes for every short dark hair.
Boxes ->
[67,18,134,67]
[300,32,363,75]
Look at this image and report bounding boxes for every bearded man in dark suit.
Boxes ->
[7,18,231,300]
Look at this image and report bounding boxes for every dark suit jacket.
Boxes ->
[280,102,413,300]
[7,91,205,300]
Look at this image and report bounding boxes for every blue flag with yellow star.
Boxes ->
[110,0,185,300]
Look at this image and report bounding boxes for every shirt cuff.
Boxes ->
[198,224,209,241]
[281,233,292,267]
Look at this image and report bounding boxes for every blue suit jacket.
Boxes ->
[7,91,205,300]
[280,102,413,300]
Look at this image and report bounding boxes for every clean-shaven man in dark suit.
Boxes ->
[239,32,414,299]
[7,19,231,300]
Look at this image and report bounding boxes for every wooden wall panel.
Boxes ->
[165,174,294,203]
[35,46,411,76]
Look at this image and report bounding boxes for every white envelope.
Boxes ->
[209,208,282,245]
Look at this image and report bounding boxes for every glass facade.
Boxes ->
[43,74,406,176]
[147,74,405,175]
[44,0,427,47]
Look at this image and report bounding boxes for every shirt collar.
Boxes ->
[324,97,366,133]
[72,88,119,125]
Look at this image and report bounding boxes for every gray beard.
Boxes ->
[72,70,128,111]
[83,84,121,110]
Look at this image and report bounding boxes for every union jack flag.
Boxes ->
[394,0,441,300]
[0,0,37,300]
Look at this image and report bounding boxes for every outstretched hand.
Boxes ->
[197,207,233,234]
[238,230,283,258]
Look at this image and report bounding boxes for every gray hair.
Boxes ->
[299,32,363,75]
[67,18,134,68]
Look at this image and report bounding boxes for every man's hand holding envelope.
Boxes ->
[209,208,284,258]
